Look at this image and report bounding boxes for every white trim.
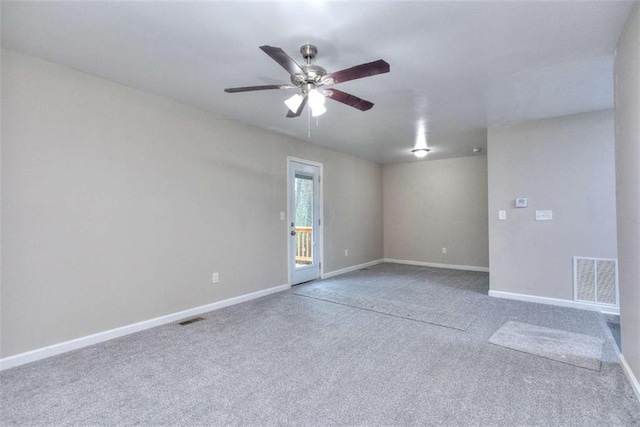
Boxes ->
[322,259,384,279]
[488,290,620,315]
[0,283,290,371]
[383,258,490,273]
[619,354,640,402]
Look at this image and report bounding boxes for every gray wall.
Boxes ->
[487,110,618,300]
[1,49,383,358]
[323,156,383,271]
[614,3,640,386]
[383,156,489,268]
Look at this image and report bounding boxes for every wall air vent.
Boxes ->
[573,257,618,308]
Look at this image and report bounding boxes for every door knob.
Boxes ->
[291,230,296,236]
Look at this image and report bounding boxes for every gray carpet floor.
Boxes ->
[488,321,605,371]
[1,263,639,426]
[604,313,623,352]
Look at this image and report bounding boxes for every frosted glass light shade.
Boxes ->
[284,94,304,112]
[307,89,325,109]
[311,105,327,117]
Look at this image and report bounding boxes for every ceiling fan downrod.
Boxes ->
[290,44,326,87]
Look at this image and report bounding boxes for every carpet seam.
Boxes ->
[292,292,472,331]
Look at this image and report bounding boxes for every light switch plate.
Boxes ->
[498,210,506,220]
[515,198,528,208]
[535,210,553,221]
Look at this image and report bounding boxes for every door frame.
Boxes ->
[287,156,324,285]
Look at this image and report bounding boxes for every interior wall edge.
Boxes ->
[619,353,640,402]
[614,0,640,396]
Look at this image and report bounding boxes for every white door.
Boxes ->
[288,159,322,285]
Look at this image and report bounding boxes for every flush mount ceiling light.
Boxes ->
[412,121,430,158]
[411,147,431,158]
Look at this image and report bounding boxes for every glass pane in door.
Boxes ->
[294,174,314,269]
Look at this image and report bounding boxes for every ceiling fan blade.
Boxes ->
[286,95,308,118]
[224,84,293,93]
[321,59,390,85]
[324,89,374,111]
[260,45,304,76]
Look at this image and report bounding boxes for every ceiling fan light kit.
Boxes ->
[224,44,390,118]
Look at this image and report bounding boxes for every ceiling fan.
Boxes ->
[224,44,390,118]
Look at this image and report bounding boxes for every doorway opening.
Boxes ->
[288,158,323,285]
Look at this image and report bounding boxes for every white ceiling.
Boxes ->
[1,1,635,164]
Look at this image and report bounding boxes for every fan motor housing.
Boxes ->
[291,64,327,87]
[289,44,327,87]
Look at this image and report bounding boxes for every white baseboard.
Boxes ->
[0,283,290,371]
[383,258,490,273]
[488,290,620,315]
[322,259,384,279]
[619,354,640,402]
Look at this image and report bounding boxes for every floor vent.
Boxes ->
[573,257,618,308]
[178,317,204,326]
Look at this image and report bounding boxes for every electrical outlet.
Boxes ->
[212,272,219,283]
[442,247,447,254]
[280,211,285,221]
[498,210,506,220]
[345,249,349,256]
